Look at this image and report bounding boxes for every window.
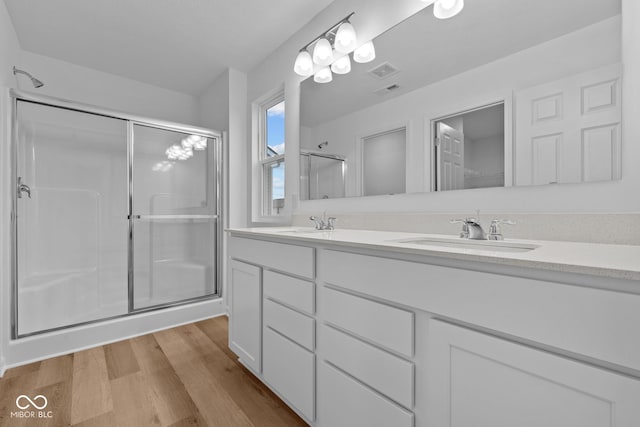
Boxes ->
[260,98,285,216]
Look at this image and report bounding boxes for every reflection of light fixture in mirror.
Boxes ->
[353,40,376,63]
[294,12,357,79]
[314,67,333,83]
[152,161,174,172]
[294,50,314,77]
[166,144,193,160]
[313,38,334,67]
[182,134,207,151]
[335,21,357,53]
[331,54,351,75]
[193,138,207,151]
[433,0,464,19]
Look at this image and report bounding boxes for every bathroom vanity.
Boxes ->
[227,228,640,427]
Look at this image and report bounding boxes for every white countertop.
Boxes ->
[227,227,640,281]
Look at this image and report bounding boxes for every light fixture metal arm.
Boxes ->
[300,12,356,52]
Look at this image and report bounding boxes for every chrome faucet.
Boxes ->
[451,218,486,240]
[310,212,336,230]
[451,216,516,240]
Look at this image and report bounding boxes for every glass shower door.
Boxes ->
[131,124,219,310]
[15,101,129,336]
[301,153,345,200]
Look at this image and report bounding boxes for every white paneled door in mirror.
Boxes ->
[15,101,129,336]
[515,64,621,185]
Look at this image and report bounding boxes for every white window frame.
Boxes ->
[252,89,286,223]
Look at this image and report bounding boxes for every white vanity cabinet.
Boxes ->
[227,231,640,427]
[228,236,316,422]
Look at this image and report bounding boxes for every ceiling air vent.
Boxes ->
[367,62,400,80]
[374,83,401,96]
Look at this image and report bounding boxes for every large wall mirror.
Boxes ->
[299,0,622,200]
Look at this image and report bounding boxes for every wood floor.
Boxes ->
[0,316,307,427]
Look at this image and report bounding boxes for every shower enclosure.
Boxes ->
[300,152,345,200]
[10,91,222,337]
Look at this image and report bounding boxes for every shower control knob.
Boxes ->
[17,177,31,199]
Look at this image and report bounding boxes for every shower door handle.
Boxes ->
[17,177,31,199]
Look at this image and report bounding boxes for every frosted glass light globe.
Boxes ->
[353,41,376,63]
[312,38,334,67]
[314,67,333,83]
[433,0,464,19]
[331,54,351,75]
[335,22,357,53]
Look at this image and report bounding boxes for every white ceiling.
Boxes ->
[301,0,621,127]
[4,0,335,95]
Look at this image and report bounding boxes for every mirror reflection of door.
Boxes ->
[434,103,505,191]
[362,127,406,196]
[437,123,465,191]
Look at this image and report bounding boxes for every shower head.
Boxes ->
[318,141,328,149]
[13,66,44,88]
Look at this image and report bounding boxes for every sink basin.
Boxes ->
[394,237,538,253]
[276,228,331,235]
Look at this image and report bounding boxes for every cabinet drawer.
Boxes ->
[318,361,413,427]
[322,287,414,357]
[264,270,314,314]
[322,325,413,409]
[229,236,314,279]
[264,299,315,351]
[263,327,314,421]
[322,249,640,372]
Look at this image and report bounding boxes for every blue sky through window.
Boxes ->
[267,101,285,156]
[267,101,285,200]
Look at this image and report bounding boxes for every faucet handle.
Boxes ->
[326,217,336,230]
[450,219,470,238]
[491,219,515,226]
[488,219,515,240]
[309,216,322,230]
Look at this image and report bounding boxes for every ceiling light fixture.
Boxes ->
[433,0,464,19]
[312,37,334,67]
[331,54,351,75]
[294,12,371,84]
[294,50,314,77]
[334,21,357,53]
[353,40,376,63]
[314,66,333,84]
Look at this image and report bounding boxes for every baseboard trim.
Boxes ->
[4,297,225,371]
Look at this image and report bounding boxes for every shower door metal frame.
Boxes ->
[9,89,223,339]
[300,151,346,200]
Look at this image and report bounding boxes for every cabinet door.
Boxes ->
[228,259,261,373]
[427,320,640,427]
